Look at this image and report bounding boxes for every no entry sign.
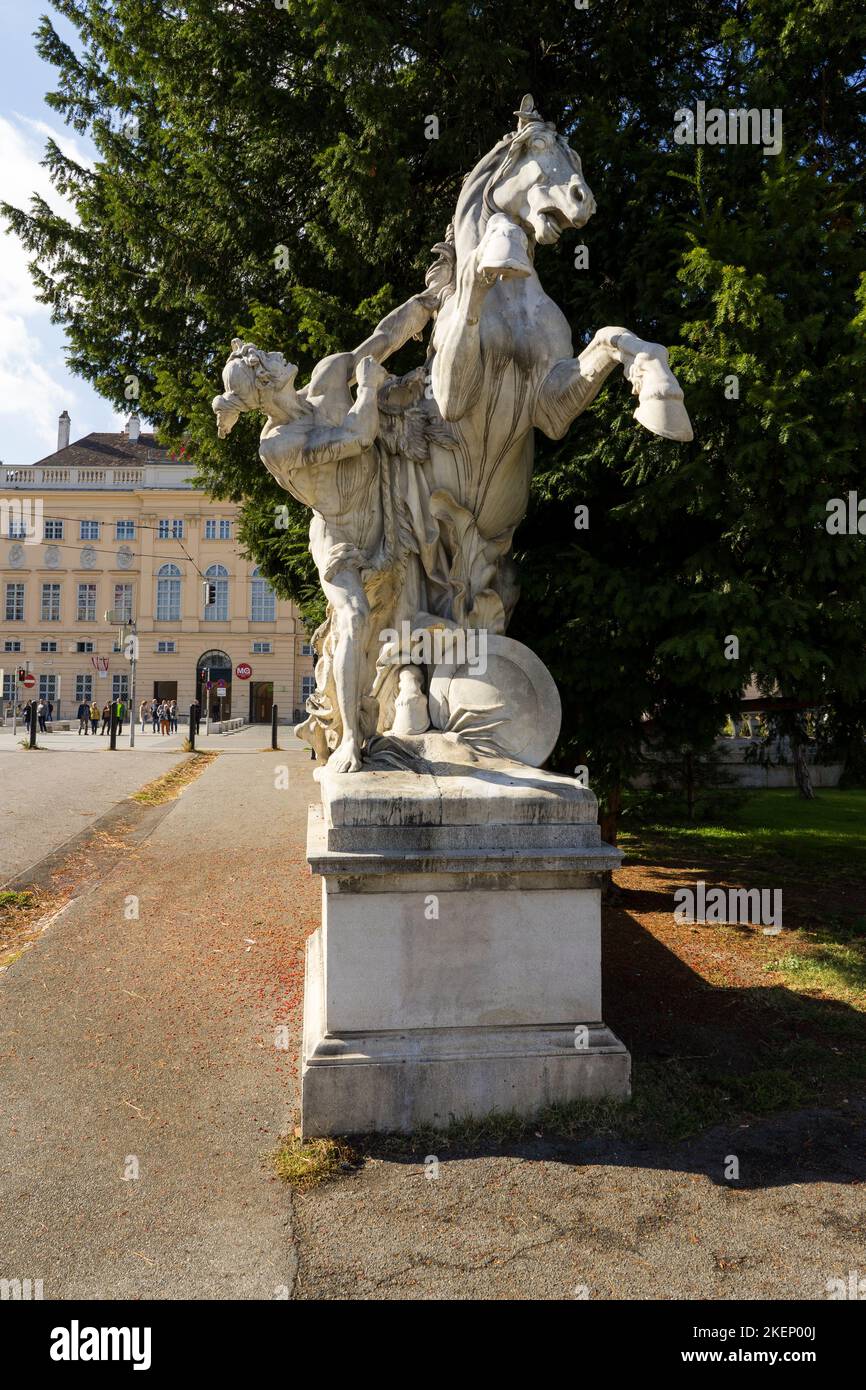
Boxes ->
[235,663,252,680]
[22,673,36,689]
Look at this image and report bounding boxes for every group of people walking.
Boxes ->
[139,698,178,735]
[75,699,126,735]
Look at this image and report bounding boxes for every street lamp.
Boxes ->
[106,608,138,747]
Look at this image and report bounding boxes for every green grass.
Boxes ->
[273,1135,358,1190]
[620,788,866,880]
[0,890,34,910]
[764,927,866,1003]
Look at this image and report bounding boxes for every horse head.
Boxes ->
[454,95,596,261]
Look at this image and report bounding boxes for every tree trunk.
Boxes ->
[685,749,695,820]
[600,784,622,846]
[793,740,815,799]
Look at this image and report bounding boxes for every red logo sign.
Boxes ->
[235,663,252,680]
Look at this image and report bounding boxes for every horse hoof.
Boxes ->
[633,397,694,442]
[477,214,532,281]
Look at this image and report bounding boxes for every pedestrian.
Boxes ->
[47,700,54,724]
[169,699,178,733]
[101,701,111,734]
[77,698,90,735]
[115,698,125,735]
[90,700,100,734]
[139,698,149,732]
[190,698,200,736]
[159,702,169,736]
[37,698,47,733]
[151,698,159,734]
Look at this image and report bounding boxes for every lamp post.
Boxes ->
[106,608,138,748]
[125,620,138,748]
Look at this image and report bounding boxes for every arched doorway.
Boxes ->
[196,649,232,719]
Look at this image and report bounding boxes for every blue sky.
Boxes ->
[0,1,124,467]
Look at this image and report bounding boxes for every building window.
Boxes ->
[204,564,229,621]
[251,641,272,654]
[301,642,313,656]
[301,675,316,700]
[158,518,184,540]
[77,582,97,623]
[156,640,176,653]
[205,518,232,540]
[2,673,13,702]
[39,641,58,652]
[250,567,275,622]
[44,518,64,540]
[39,674,58,704]
[156,563,182,621]
[7,516,27,540]
[4,639,22,652]
[112,673,129,702]
[75,674,93,703]
[5,583,24,621]
[79,520,99,541]
[113,583,133,622]
[41,583,61,622]
[115,520,135,540]
[75,641,94,653]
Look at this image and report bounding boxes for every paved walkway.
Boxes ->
[0,741,318,1299]
[0,725,302,883]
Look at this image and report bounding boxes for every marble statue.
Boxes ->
[212,95,696,1133]
[214,94,692,774]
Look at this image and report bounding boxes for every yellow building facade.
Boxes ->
[1,414,314,722]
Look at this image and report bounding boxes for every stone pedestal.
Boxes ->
[301,760,630,1136]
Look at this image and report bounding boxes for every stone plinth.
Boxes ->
[301,760,630,1136]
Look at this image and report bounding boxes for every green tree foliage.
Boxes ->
[5,0,865,827]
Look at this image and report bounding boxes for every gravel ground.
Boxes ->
[1,738,862,1301]
[0,740,318,1299]
[292,1105,866,1300]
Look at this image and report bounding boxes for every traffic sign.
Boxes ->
[22,673,36,689]
[235,663,252,680]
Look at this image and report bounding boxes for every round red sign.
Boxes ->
[235,663,252,680]
[22,673,36,689]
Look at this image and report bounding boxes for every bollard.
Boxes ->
[29,700,38,749]
[109,704,118,750]
[271,704,278,750]
[188,704,196,751]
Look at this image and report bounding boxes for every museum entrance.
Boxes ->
[196,649,232,719]
[249,680,273,723]
[153,680,177,703]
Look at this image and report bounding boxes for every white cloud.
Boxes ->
[0,113,119,463]
[0,112,89,315]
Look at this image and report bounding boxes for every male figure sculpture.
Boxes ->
[212,287,440,770]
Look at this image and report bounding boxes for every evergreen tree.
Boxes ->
[5,0,865,831]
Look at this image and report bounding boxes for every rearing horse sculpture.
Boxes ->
[426,95,692,633]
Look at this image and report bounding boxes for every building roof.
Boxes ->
[31,431,181,470]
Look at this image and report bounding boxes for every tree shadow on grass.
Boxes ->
[347,900,866,1190]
